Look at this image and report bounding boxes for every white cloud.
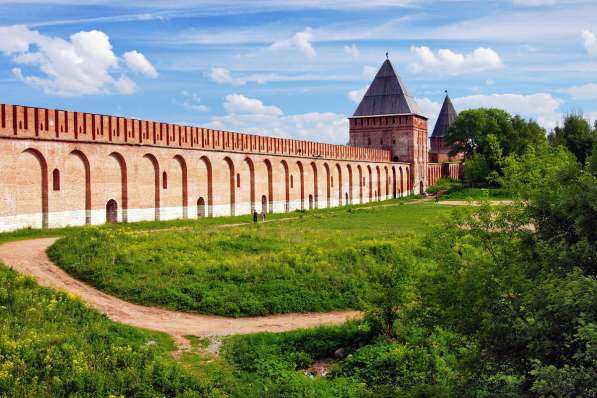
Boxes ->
[269,28,316,58]
[344,44,359,59]
[585,112,597,125]
[123,50,158,78]
[0,25,41,53]
[566,83,597,100]
[424,6,597,43]
[208,94,347,143]
[113,75,137,95]
[512,0,557,6]
[207,112,348,144]
[416,97,443,132]
[347,86,368,103]
[418,92,563,132]
[27,13,163,28]
[0,0,421,14]
[176,91,209,112]
[210,67,246,85]
[453,93,562,130]
[362,65,377,79]
[223,94,283,116]
[209,67,284,85]
[582,30,597,57]
[0,25,153,96]
[410,46,503,75]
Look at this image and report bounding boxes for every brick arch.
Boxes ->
[399,166,404,196]
[199,155,213,217]
[384,166,389,199]
[143,153,160,221]
[310,161,318,209]
[296,161,305,210]
[323,163,331,208]
[223,157,235,216]
[376,166,381,201]
[21,148,49,228]
[357,165,363,204]
[367,165,372,202]
[109,152,128,222]
[243,157,256,213]
[70,150,91,225]
[405,167,410,193]
[173,155,188,219]
[392,166,397,198]
[280,160,290,212]
[346,164,353,205]
[335,163,342,205]
[263,158,274,213]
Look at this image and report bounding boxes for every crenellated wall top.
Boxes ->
[0,103,393,163]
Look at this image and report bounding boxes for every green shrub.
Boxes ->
[48,204,449,317]
[0,265,215,397]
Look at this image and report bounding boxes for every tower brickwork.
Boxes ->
[429,93,462,163]
[349,59,428,194]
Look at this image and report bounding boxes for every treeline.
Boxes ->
[220,140,596,396]
[350,113,597,396]
[445,109,597,186]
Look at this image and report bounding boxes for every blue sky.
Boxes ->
[0,0,596,144]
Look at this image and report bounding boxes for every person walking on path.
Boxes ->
[261,211,266,222]
[253,210,258,223]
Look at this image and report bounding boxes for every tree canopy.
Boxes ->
[446,108,546,161]
[548,113,597,165]
[445,108,547,186]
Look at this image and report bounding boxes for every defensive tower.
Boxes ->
[348,59,428,194]
[429,93,461,163]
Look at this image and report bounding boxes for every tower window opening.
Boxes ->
[52,169,60,191]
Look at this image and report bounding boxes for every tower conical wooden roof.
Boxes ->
[352,59,422,117]
[431,94,457,137]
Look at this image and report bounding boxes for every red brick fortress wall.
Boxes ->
[0,103,413,232]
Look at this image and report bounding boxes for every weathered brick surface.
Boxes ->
[0,103,462,231]
[349,114,430,194]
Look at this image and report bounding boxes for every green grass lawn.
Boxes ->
[0,265,215,397]
[48,201,453,317]
[439,187,513,201]
[0,262,420,397]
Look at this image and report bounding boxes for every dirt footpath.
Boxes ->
[0,238,361,348]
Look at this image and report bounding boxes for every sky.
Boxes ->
[0,0,596,144]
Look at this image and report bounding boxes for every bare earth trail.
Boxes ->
[0,237,361,352]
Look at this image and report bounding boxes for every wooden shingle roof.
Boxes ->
[431,94,458,138]
[352,59,422,118]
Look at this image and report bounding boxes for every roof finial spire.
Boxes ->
[386,51,389,60]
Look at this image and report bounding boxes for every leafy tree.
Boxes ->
[549,113,597,164]
[366,256,415,339]
[502,145,597,274]
[393,145,597,395]
[446,108,512,160]
[463,153,489,186]
[446,109,546,160]
[590,141,597,175]
[510,115,547,154]
[446,108,546,186]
